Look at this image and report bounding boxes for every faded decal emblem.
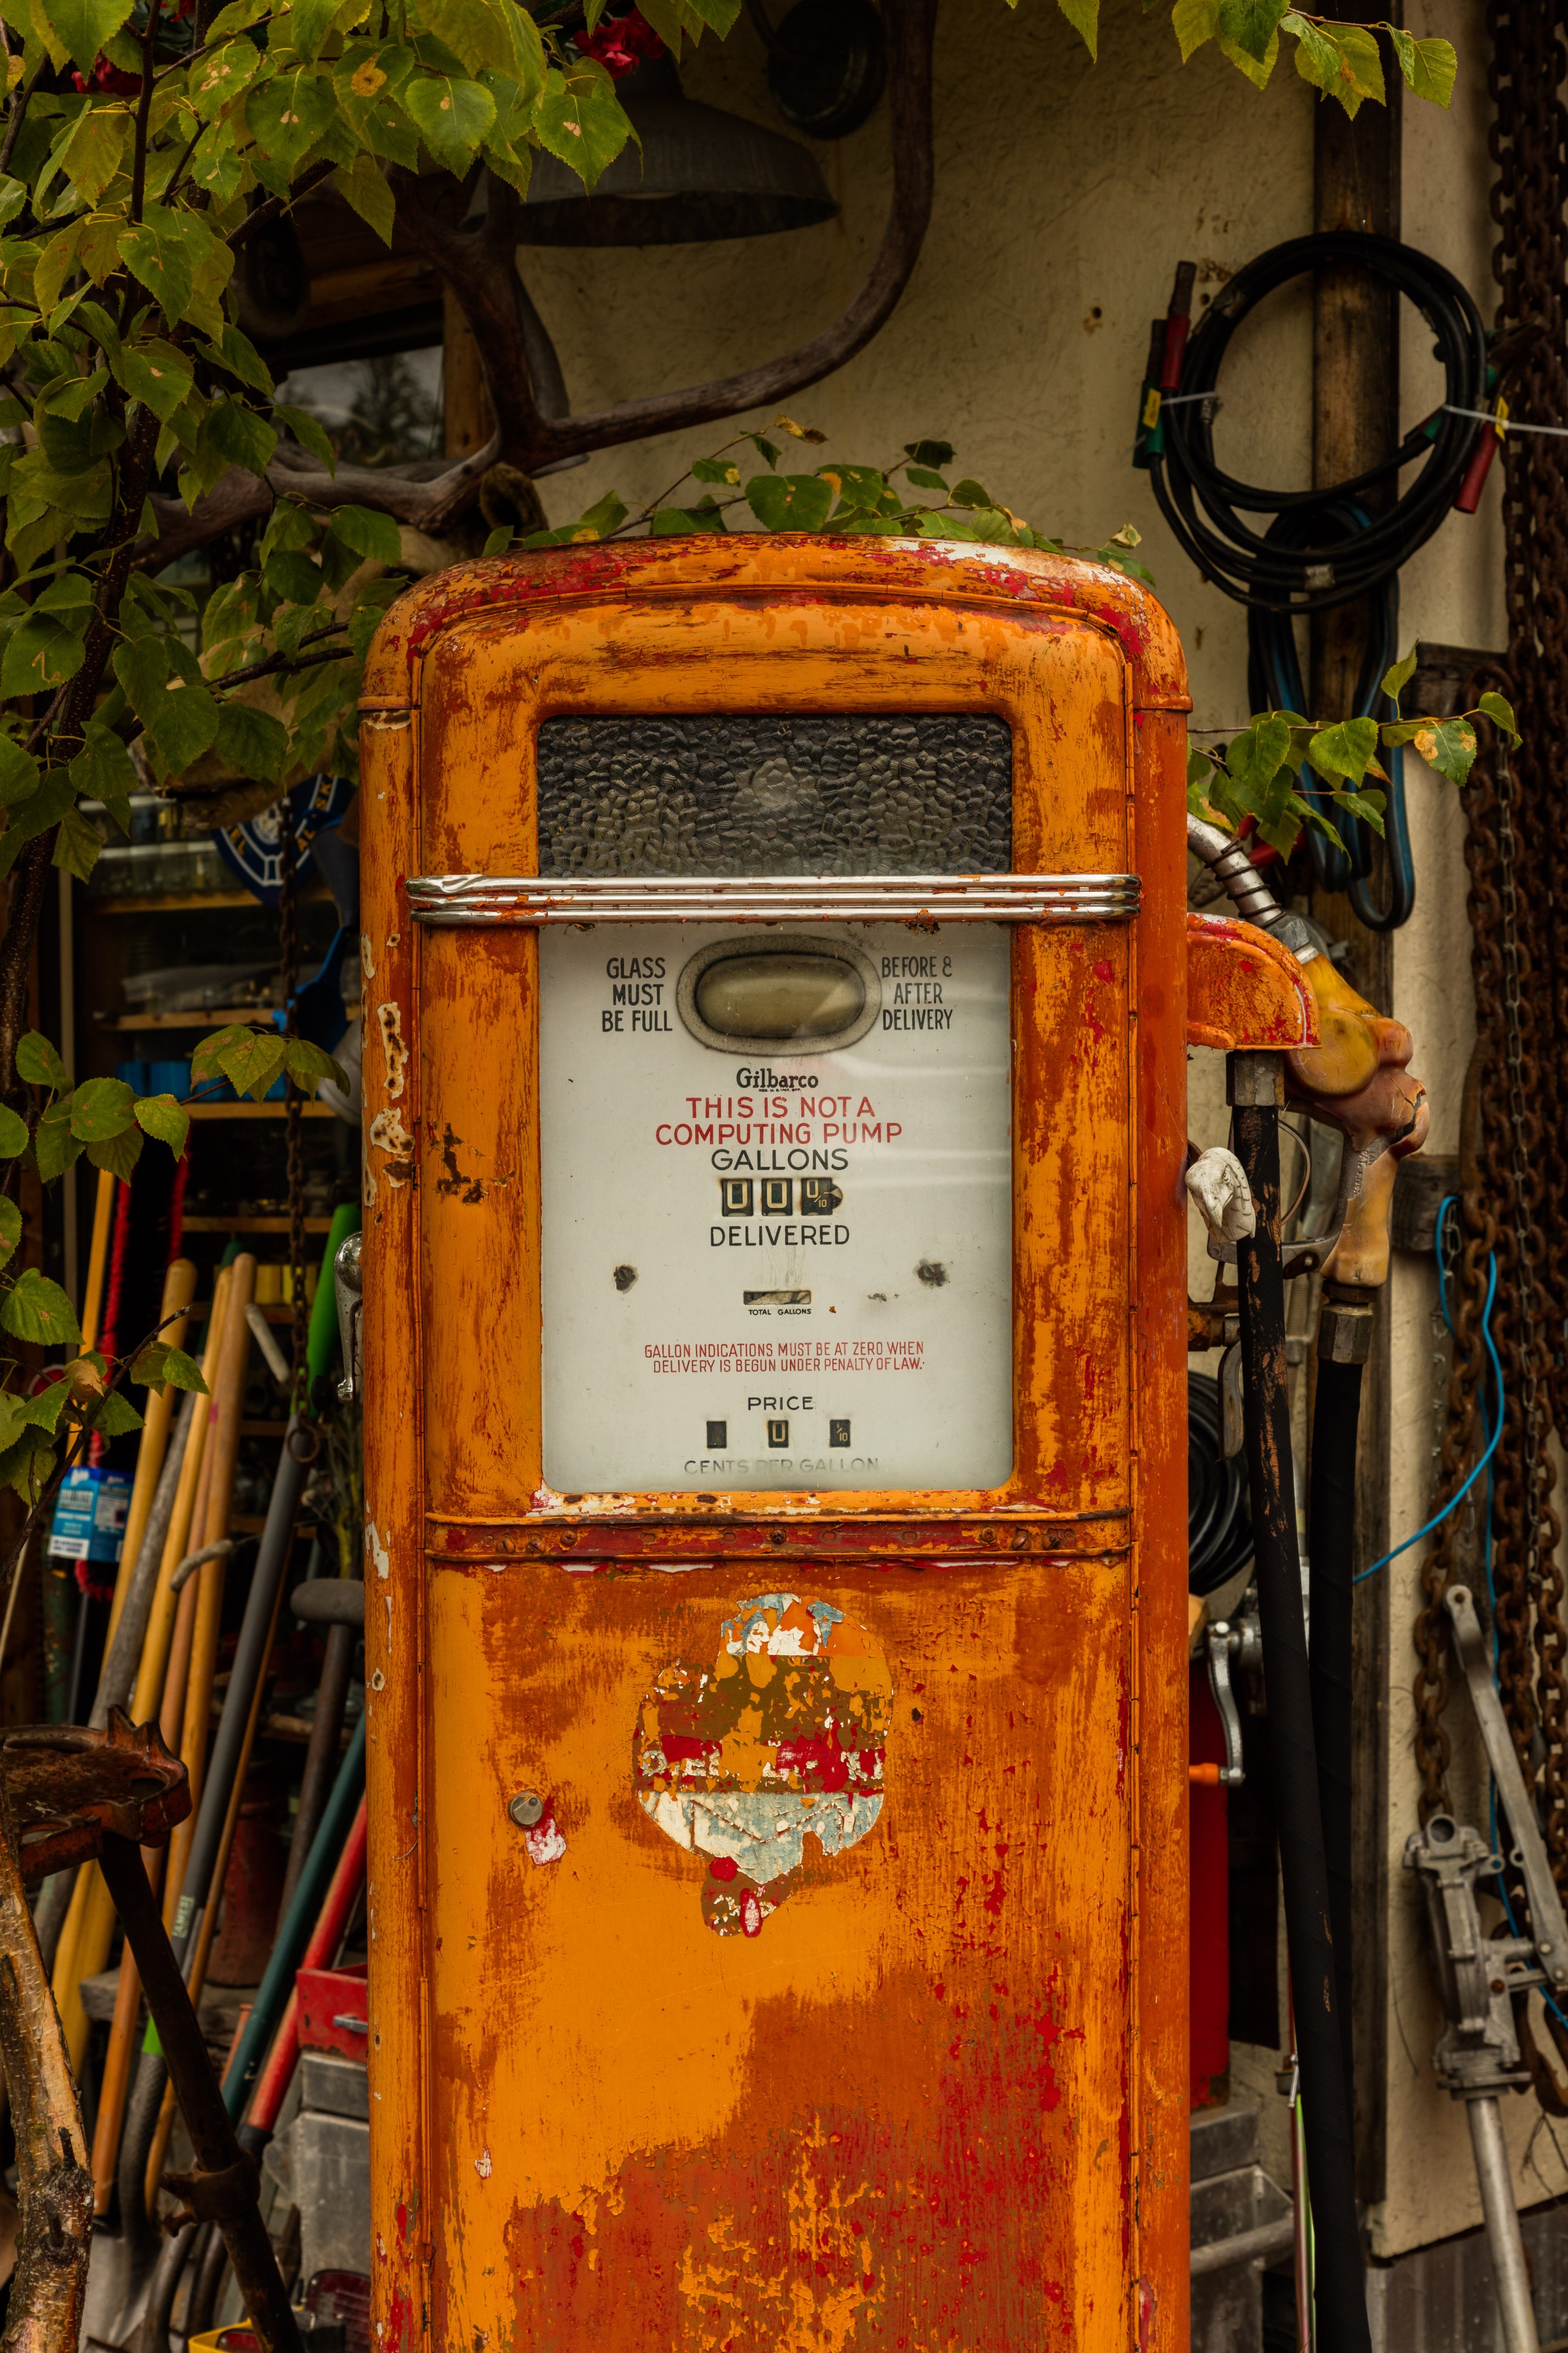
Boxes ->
[633,1592,892,1937]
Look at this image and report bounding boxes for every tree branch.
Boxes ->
[401,0,938,477]
[134,436,502,569]
[0,59,43,180]
[229,160,336,253]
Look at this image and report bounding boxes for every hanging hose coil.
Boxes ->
[1149,231,1488,614]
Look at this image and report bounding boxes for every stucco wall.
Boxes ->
[521,0,1512,2262]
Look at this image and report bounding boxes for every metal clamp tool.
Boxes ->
[1402,1582,1568,2353]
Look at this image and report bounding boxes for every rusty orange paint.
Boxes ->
[359,538,1195,2351]
[1185,912,1319,1051]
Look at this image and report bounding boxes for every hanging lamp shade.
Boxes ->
[516,56,838,246]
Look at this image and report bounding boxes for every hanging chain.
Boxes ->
[278,799,308,1404]
[1416,5,1568,1889]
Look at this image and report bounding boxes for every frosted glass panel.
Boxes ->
[536,714,1012,877]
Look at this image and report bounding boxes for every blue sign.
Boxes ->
[213,774,354,906]
[47,1467,133,1565]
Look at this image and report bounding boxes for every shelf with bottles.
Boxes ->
[81,795,336,906]
[182,1215,338,1234]
[97,1003,361,1031]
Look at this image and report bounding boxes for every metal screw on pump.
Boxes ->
[508,1792,545,1831]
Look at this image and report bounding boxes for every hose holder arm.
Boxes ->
[1187,812,1430,1290]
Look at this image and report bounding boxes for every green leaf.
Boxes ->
[116,221,194,327]
[0,771,72,872]
[903,439,955,470]
[281,0,345,58]
[208,1026,286,1102]
[52,804,101,884]
[0,1439,56,1506]
[34,1101,84,1182]
[0,1199,21,1270]
[1381,645,1419,708]
[114,339,195,425]
[130,1338,207,1395]
[282,1036,349,1093]
[1335,787,1387,834]
[1173,0,1220,58]
[1476,690,1521,746]
[51,105,129,202]
[0,612,83,700]
[91,1388,144,1437]
[1387,27,1456,106]
[44,0,134,69]
[67,1075,134,1141]
[1306,715,1381,786]
[19,1375,71,1434]
[1226,713,1293,800]
[134,1093,190,1154]
[1217,0,1286,60]
[529,60,627,187]
[211,702,289,785]
[1283,11,1383,112]
[86,1124,142,1179]
[246,67,340,174]
[147,683,222,776]
[1,1266,80,1347]
[745,473,835,532]
[273,404,337,472]
[0,741,39,809]
[111,632,174,725]
[191,37,265,117]
[1218,23,1277,85]
[332,148,395,245]
[1413,717,1478,785]
[69,726,137,832]
[16,1033,69,1092]
[691,455,740,486]
[1055,0,1097,55]
[328,504,403,565]
[204,397,277,480]
[905,466,949,492]
[404,68,496,172]
[423,0,524,78]
[197,328,272,403]
[0,1107,28,1159]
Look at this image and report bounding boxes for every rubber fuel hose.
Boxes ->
[1310,1348,1365,2135]
[1232,1070,1370,2353]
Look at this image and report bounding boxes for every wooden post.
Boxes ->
[443,281,493,462]
[1310,79,1402,2210]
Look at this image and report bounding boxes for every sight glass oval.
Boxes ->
[694,952,865,1042]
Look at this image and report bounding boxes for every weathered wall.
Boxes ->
[518,0,1512,2264]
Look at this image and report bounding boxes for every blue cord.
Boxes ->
[1353,1231,1502,1582]
[1413,1203,1568,2041]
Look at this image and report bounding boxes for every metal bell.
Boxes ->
[517,55,837,246]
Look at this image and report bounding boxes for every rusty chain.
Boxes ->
[277,800,308,1401]
[1414,9,1568,1911]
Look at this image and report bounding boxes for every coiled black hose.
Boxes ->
[1149,231,1487,615]
[1188,1371,1252,1596]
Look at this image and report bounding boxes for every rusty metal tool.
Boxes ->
[97,1827,302,2353]
[0,1718,301,2353]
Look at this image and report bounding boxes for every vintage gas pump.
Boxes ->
[355,539,1318,2352]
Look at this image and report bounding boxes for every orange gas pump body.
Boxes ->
[358,538,1209,2352]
